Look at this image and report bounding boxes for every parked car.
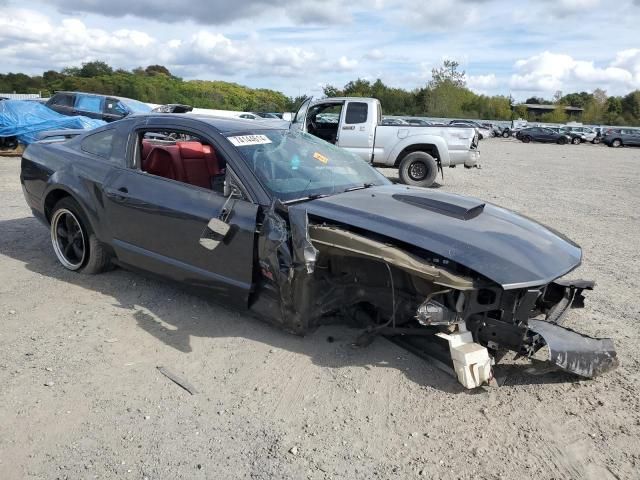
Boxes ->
[562,125,599,144]
[516,127,571,144]
[602,128,640,148]
[381,117,410,126]
[19,113,617,387]
[46,91,153,122]
[253,112,281,119]
[404,118,433,126]
[291,97,480,187]
[544,126,583,145]
[448,120,493,140]
[152,104,193,114]
[502,119,529,138]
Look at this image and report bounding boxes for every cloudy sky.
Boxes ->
[1,0,639,99]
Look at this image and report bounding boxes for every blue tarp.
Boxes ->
[0,100,106,144]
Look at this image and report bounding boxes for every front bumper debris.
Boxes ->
[528,319,618,378]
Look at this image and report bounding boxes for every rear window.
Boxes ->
[345,102,368,124]
[81,130,114,159]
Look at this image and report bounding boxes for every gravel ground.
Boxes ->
[0,139,639,480]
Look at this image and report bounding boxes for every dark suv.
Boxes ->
[602,128,640,148]
[46,91,152,122]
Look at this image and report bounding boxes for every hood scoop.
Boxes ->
[392,193,485,220]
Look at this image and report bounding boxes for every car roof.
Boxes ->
[131,113,286,134]
[52,91,142,103]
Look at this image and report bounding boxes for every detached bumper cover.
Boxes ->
[528,319,618,378]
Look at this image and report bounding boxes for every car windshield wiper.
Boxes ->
[344,183,376,192]
[283,192,330,205]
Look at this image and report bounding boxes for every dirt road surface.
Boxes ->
[1,139,639,479]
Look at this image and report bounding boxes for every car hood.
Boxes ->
[299,185,581,289]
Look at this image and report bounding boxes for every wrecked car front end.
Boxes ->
[247,187,617,388]
[214,128,617,389]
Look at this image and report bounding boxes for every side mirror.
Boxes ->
[199,218,231,251]
[282,112,293,122]
[200,183,240,251]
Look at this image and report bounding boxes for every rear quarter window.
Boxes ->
[81,130,115,160]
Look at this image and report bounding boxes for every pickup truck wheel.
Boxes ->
[50,197,109,274]
[398,152,438,187]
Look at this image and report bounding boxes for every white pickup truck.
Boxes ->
[289,97,480,187]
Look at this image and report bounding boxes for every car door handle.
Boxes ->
[342,126,355,130]
[104,187,129,201]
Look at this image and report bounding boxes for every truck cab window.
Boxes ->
[345,102,368,124]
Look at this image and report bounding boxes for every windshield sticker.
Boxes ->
[227,135,272,147]
[313,152,329,164]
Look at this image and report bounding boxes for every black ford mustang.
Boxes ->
[20,114,617,387]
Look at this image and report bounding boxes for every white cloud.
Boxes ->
[468,73,499,91]
[336,56,359,71]
[364,49,385,61]
[391,0,485,30]
[509,51,639,93]
[553,0,601,14]
[0,9,326,81]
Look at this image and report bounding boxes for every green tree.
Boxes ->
[429,60,466,88]
[145,65,172,77]
[79,61,113,78]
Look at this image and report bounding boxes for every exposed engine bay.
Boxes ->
[250,204,618,389]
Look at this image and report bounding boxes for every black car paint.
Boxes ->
[21,115,275,307]
[20,113,617,381]
[302,185,582,290]
[22,113,585,303]
[517,127,569,143]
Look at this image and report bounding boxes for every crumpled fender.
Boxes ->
[257,202,318,333]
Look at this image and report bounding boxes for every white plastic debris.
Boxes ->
[437,326,492,389]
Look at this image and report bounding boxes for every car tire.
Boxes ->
[612,139,622,148]
[592,137,601,144]
[571,137,581,145]
[557,137,568,145]
[502,130,510,138]
[50,197,110,274]
[398,152,439,188]
[522,135,531,143]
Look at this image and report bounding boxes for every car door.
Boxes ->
[102,123,259,306]
[74,93,105,120]
[336,100,376,162]
[290,97,313,133]
[541,128,555,142]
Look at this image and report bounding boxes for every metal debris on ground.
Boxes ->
[157,366,198,395]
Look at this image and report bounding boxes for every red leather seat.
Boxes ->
[177,141,211,189]
[143,145,185,182]
[141,140,153,163]
[202,144,224,176]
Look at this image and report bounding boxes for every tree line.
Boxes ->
[1,60,639,125]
